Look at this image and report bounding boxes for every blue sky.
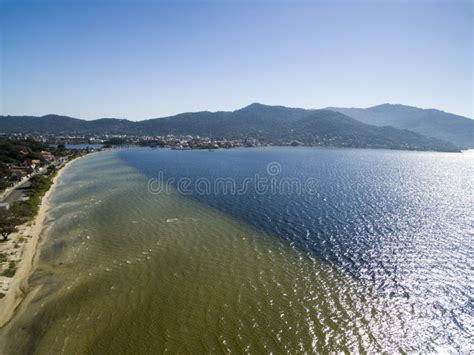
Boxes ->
[1,0,472,120]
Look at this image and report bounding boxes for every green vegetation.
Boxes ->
[0,138,46,164]
[2,260,16,277]
[103,137,128,145]
[0,138,67,191]
[0,142,63,243]
[0,138,46,190]
[0,209,20,241]
[11,170,56,222]
[0,139,81,244]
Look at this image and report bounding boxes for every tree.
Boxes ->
[0,208,20,241]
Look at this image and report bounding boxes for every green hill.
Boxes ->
[326,104,473,149]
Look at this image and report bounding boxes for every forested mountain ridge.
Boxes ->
[0,103,463,152]
[327,104,473,148]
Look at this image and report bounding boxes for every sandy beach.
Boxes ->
[0,155,84,328]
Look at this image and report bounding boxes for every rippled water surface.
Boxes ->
[1,147,472,353]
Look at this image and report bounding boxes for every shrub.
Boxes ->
[2,260,16,277]
[2,268,16,277]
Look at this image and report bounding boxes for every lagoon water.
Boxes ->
[2,147,472,353]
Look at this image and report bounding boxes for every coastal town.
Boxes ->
[1,149,57,197]
[3,132,269,150]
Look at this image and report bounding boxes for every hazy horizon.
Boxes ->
[1,0,472,120]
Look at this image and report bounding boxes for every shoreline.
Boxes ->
[0,154,87,328]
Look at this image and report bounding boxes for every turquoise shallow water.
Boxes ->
[1,148,472,353]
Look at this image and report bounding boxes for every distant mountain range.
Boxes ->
[326,104,473,149]
[1,103,472,152]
